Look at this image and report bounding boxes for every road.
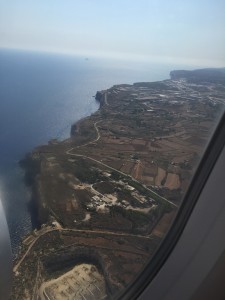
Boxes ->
[104,92,109,106]
[13,228,59,273]
[75,121,101,149]
[13,227,153,273]
[14,118,177,271]
[66,149,177,208]
[14,96,176,275]
[66,117,177,209]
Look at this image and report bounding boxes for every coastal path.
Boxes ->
[75,120,101,149]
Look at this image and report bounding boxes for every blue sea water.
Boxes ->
[0,48,191,256]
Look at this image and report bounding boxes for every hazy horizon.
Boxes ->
[1,0,225,68]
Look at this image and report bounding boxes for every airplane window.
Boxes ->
[0,1,224,299]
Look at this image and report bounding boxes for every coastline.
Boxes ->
[19,68,225,232]
[12,68,225,299]
[20,91,103,229]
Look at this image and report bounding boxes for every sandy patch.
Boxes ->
[164,173,180,189]
[82,213,91,222]
[39,264,107,300]
[132,160,144,180]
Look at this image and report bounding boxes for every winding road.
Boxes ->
[75,121,101,149]
[66,118,177,208]
[14,104,177,275]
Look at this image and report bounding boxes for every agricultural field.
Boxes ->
[12,71,225,299]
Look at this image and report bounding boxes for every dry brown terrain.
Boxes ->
[11,74,224,299]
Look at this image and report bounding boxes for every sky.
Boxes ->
[0,0,225,67]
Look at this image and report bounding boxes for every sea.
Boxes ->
[0,48,194,257]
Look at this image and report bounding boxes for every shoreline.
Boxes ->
[18,67,225,240]
[11,68,225,298]
[19,91,104,232]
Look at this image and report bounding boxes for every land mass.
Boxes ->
[11,68,225,299]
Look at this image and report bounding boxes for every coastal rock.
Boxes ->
[95,91,103,101]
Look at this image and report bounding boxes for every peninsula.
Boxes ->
[11,68,225,299]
